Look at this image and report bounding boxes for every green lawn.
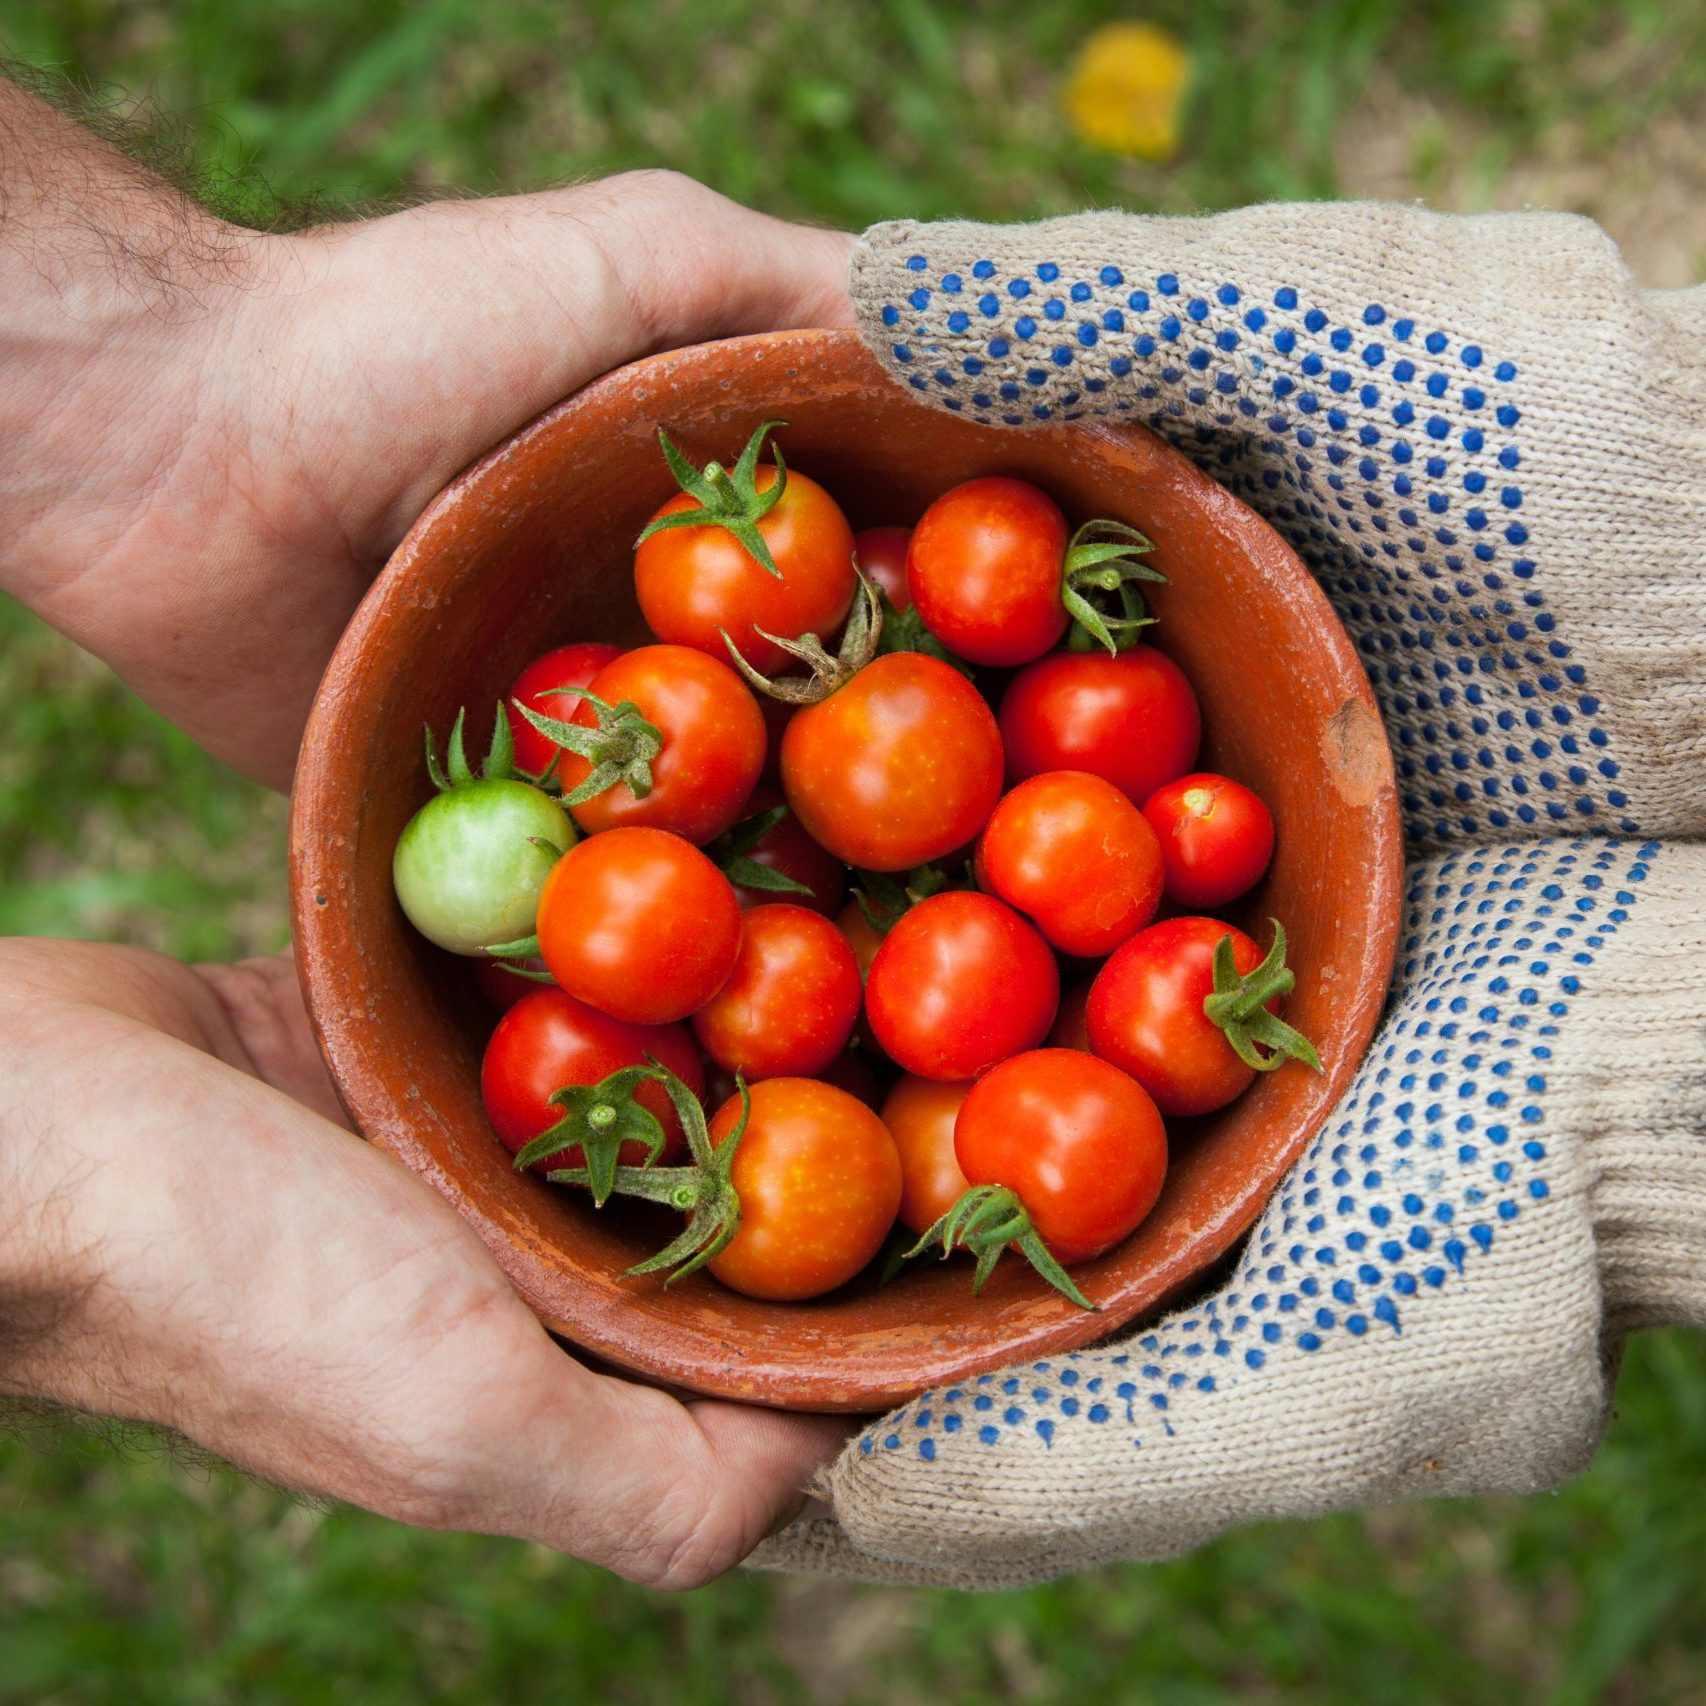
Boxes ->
[3,2,1705,1699]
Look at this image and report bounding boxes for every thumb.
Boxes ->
[554,167,856,351]
[266,170,853,556]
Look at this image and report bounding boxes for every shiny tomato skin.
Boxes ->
[536,828,741,1026]
[906,477,1070,667]
[1000,646,1201,806]
[506,642,623,778]
[727,785,847,917]
[1143,773,1276,909]
[865,891,1059,1080]
[1048,980,1093,1052]
[1087,917,1266,1116]
[853,526,914,611]
[781,653,1004,871]
[481,987,703,1171]
[560,646,764,845]
[636,466,856,675]
[954,1049,1167,1264]
[976,770,1164,957]
[706,1079,902,1301]
[880,1075,973,1236]
[691,904,862,1080]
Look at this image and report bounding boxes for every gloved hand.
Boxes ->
[751,202,1706,1588]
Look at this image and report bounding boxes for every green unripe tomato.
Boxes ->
[392,778,574,954]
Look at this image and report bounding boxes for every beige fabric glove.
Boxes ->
[751,204,1706,1589]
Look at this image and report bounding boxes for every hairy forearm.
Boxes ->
[0,75,243,316]
[0,76,261,613]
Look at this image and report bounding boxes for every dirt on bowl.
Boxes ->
[289,329,1401,1413]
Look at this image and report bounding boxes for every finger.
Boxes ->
[276,172,854,552]
[1,941,849,1589]
[497,1368,852,1589]
[555,168,856,352]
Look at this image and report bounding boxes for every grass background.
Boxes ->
[3,2,1706,1699]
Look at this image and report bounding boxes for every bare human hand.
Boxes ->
[0,938,851,1587]
[0,79,853,788]
[0,75,857,1584]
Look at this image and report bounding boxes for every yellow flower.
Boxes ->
[1064,21,1191,160]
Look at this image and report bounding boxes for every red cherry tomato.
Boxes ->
[782,653,1004,871]
[691,904,862,1081]
[1048,981,1093,1052]
[558,645,764,845]
[853,526,914,611]
[481,987,704,1170]
[724,785,847,917]
[706,1079,902,1301]
[1143,772,1276,908]
[1088,917,1267,1116]
[865,891,1058,1080]
[506,641,622,779]
[470,955,552,1014]
[880,1075,973,1236]
[536,828,741,1026]
[636,465,856,674]
[906,477,1070,666]
[1000,646,1200,806]
[955,1049,1167,1263]
[976,770,1164,957]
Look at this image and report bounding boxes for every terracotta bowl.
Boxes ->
[290,329,1401,1414]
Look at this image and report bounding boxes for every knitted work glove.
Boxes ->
[751,204,1706,1589]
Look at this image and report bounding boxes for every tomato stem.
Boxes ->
[719,569,883,706]
[544,1058,751,1285]
[513,1063,669,1207]
[905,1184,1096,1310]
[1060,518,1165,655]
[1201,919,1324,1074]
[635,420,791,578]
[515,688,664,808]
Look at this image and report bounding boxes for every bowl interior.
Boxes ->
[290,330,1400,1412]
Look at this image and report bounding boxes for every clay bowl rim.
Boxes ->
[290,327,1403,1413]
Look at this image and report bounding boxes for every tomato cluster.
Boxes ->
[390,422,1320,1309]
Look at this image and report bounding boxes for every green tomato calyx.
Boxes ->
[871,582,974,677]
[515,689,664,809]
[1060,518,1166,655]
[1201,919,1324,1074]
[905,1184,1096,1310]
[513,1063,669,1208]
[635,419,791,579]
[850,860,966,936]
[705,803,814,898]
[425,703,521,792]
[718,567,883,706]
[539,1057,749,1286]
